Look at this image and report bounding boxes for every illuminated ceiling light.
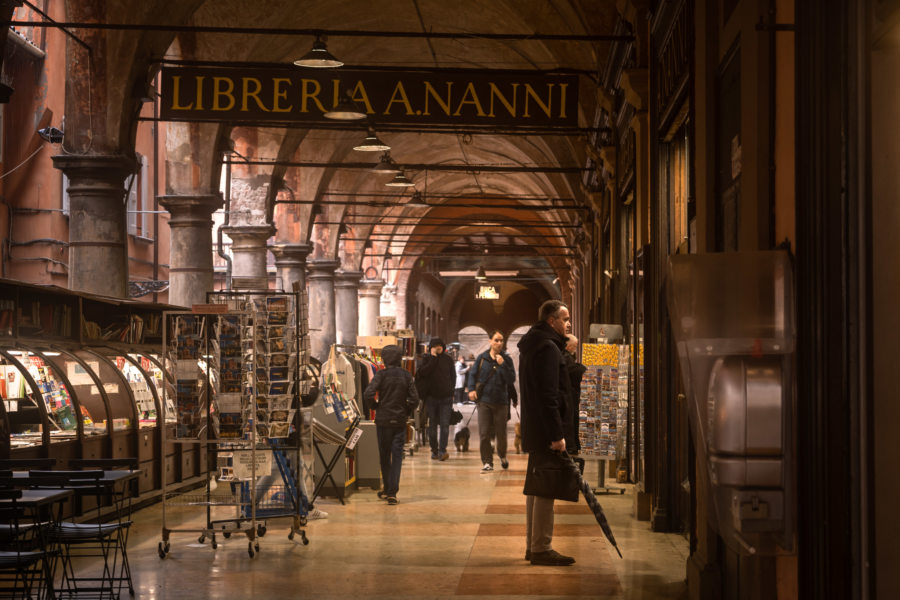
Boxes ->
[385,171,415,187]
[371,152,401,174]
[475,265,487,281]
[324,91,366,120]
[405,190,429,208]
[294,36,343,68]
[353,127,390,152]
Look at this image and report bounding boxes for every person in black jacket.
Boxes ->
[415,337,456,461]
[517,299,576,566]
[363,344,419,505]
[467,329,516,472]
[564,334,586,455]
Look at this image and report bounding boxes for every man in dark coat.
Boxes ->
[517,299,576,566]
[416,337,456,461]
[363,344,419,505]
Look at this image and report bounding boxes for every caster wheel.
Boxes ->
[198,535,205,544]
[257,524,267,538]
[300,516,308,526]
[301,532,309,546]
[223,531,231,539]
[157,541,167,559]
[288,530,295,541]
[164,542,170,553]
[212,540,218,549]
[254,542,260,553]
[248,542,255,558]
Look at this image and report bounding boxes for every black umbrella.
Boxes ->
[561,452,623,558]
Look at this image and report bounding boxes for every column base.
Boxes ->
[633,488,652,521]
[686,552,720,600]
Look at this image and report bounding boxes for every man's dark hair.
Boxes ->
[487,329,503,339]
[538,299,567,322]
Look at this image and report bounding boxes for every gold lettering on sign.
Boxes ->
[241,78,267,112]
[350,81,375,114]
[423,82,452,116]
[195,76,205,110]
[332,79,341,107]
[523,84,554,118]
[272,78,292,112]
[488,82,518,117]
[558,83,568,119]
[212,77,235,111]
[170,76,193,110]
[384,81,414,115]
[454,82,486,117]
[301,79,326,113]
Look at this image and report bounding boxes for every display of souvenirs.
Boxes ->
[169,315,212,438]
[20,354,77,431]
[579,343,631,458]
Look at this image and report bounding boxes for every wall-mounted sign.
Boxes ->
[160,66,578,128]
[475,284,500,300]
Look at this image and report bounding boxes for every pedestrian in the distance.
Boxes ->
[454,356,470,405]
[363,344,419,505]
[415,337,455,461]
[517,300,577,566]
[467,329,516,472]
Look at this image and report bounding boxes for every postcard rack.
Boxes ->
[157,291,308,560]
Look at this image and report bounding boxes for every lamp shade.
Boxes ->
[371,152,401,174]
[354,128,390,152]
[294,37,343,68]
[405,191,429,208]
[385,171,415,187]
[475,266,487,281]
[324,92,366,120]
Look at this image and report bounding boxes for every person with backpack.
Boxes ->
[467,329,517,472]
[415,337,456,461]
[363,344,419,505]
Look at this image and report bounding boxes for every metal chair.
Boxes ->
[0,489,56,599]
[0,459,57,471]
[29,470,134,598]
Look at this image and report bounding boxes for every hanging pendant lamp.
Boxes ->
[405,190,429,208]
[353,127,390,152]
[385,171,415,187]
[371,152,401,174]
[294,36,343,68]
[324,91,366,120]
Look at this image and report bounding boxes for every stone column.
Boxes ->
[158,195,223,307]
[334,270,363,346]
[307,259,340,361]
[271,243,310,293]
[358,279,384,336]
[221,225,275,290]
[52,155,135,298]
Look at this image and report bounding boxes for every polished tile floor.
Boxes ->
[116,411,689,599]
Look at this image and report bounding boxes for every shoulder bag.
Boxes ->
[523,449,580,502]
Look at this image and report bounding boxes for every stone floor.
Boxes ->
[113,409,689,599]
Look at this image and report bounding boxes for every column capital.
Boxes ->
[221,224,275,243]
[359,278,384,298]
[307,259,341,279]
[52,154,136,178]
[334,270,364,289]
[159,194,223,228]
[271,243,311,267]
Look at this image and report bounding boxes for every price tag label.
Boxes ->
[346,426,363,450]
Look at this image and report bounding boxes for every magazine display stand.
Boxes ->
[157,292,308,560]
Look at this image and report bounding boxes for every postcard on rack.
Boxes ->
[266,296,289,312]
[256,395,268,410]
[268,380,291,395]
[217,393,242,413]
[256,409,269,423]
[269,409,295,424]
[267,311,288,325]
[269,337,286,353]
[268,422,289,438]
[255,367,268,382]
[269,366,288,381]
[268,396,291,411]
[269,353,288,367]
[255,423,269,439]
[268,325,288,339]
[220,381,241,394]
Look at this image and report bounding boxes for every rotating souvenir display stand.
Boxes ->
[157,291,308,560]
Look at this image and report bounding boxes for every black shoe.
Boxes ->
[501,458,509,469]
[530,549,575,566]
[525,550,531,561]
[387,496,398,505]
[377,490,387,500]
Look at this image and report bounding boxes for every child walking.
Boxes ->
[363,344,419,504]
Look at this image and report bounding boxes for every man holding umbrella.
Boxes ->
[517,299,576,566]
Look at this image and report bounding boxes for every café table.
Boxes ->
[0,487,73,600]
